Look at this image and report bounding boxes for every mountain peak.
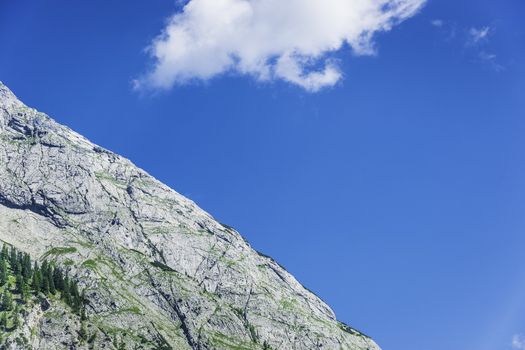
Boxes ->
[0,81,21,111]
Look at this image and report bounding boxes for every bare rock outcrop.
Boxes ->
[0,82,380,350]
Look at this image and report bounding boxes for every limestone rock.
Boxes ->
[0,82,381,350]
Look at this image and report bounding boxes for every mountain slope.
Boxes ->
[0,82,381,350]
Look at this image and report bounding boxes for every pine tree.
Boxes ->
[32,267,41,292]
[41,274,50,295]
[54,267,64,291]
[2,291,13,311]
[48,265,56,294]
[12,310,21,330]
[21,279,30,302]
[0,246,88,328]
[21,253,32,282]
[41,260,48,278]
[14,260,21,277]
[70,281,81,312]
[62,275,71,305]
[9,247,17,272]
[40,260,50,294]
[15,271,24,294]
[0,258,7,286]
[0,312,7,331]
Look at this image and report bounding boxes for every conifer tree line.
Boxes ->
[0,243,86,332]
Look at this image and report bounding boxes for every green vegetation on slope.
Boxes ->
[0,244,86,343]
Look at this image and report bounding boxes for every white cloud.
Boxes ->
[468,26,491,45]
[136,0,426,92]
[513,335,525,349]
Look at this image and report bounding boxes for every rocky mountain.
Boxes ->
[0,82,381,350]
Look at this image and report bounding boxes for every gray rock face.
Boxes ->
[0,82,381,350]
[1,298,114,350]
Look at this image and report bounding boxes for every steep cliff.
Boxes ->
[0,82,381,350]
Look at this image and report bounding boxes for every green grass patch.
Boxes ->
[42,246,77,259]
[209,332,258,350]
[81,259,97,269]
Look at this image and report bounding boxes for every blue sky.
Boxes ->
[1,1,524,349]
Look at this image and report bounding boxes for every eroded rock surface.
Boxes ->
[0,82,381,350]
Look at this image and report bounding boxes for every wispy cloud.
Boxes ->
[430,21,503,72]
[468,26,491,45]
[478,51,505,72]
[466,26,504,72]
[513,334,525,350]
[136,0,426,92]
[431,19,443,28]
[429,19,457,40]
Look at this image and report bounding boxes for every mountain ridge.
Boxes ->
[0,81,381,350]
